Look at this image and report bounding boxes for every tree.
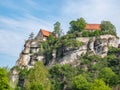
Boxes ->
[90,79,111,90]
[0,67,10,90]
[24,61,51,90]
[18,68,28,87]
[94,30,100,36]
[30,82,44,90]
[49,64,76,90]
[98,67,117,86]
[53,21,63,38]
[73,75,90,90]
[100,21,116,34]
[68,17,86,33]
[82,31,89,37]
[29,32,34,40]
[47,35,55,46]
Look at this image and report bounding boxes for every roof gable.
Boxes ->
[41,29,52,37]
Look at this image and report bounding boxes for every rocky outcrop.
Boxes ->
[78,35,118,56]
[57,46,87,66]
[56,35,119,65]
[16,40,31,68]
[10,69,19,88]
[16,34,119,68]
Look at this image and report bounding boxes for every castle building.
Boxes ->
[85,24,101,31]
[36,29,53,41]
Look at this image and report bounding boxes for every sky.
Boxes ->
[0,0,120,68]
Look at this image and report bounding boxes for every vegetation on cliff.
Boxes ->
[39,33,84,64]
[12,47,120,90]
[2,48,120,90]
[48,47,120,90]
[37,17,117,65]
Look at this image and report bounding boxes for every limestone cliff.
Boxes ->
[16,32,119,68]
[58,35,119,65]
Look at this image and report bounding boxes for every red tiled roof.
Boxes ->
[41,29,52,37]
[85,24,100,30]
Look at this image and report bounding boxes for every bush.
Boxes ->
[90,79,111,90]
[0,67,10,90]
[73,75,91,90]
[98,67,117,86]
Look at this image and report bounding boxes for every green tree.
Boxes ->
[73,75,90,90]
[48,35,55,46]
[29,32,34,40]
[30,82,44,90]
[82,31,89,37]
[100,21,116,34]
[49,64,76,90]
[90,79,111,90]
[0,67,10,90]
[53,21,63,38]
[94,30,100,36]
[18,68,28,88]
[24,61,51,90]
[98,67,117,86]
[68,17,86,33]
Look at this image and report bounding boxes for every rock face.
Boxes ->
[16,33,119,68]
[58,35,119,65]
[10,69,19,88]
[16,40,31,68]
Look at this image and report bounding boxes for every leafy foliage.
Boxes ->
[98,67,117,86]
[49,64,76,90]
[100,21,116,34]
[81,29,117,37]
[68,17,86,33]
[0,67,10,90]
[90,79,111,90]
[30,82,43,90]
[17,68,28,87]
[53,22,63,38]
[73,75,91,90]
[24,61,51,90]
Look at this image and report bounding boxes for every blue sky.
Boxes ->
[0,0,120,68]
